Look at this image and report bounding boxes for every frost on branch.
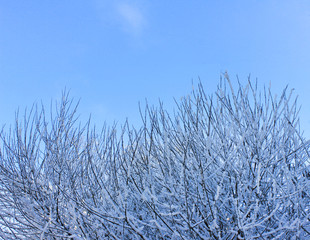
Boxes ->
[0,76,309,239]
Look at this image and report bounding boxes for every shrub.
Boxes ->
[0,76,309,239]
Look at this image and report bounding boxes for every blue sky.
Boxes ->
[1,0,310,138]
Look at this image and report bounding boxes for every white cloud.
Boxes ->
[116,2,146,35]
[93,0,147,36]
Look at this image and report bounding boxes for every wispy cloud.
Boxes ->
[116,2,146,35]
[93,0,147,37]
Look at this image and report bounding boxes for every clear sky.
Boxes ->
[1,0,310,138]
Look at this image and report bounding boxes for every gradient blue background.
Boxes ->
[1,0,310,138]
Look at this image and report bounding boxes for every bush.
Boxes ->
[0,76,310,239]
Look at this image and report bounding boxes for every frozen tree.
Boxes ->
[0,76,309,239]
